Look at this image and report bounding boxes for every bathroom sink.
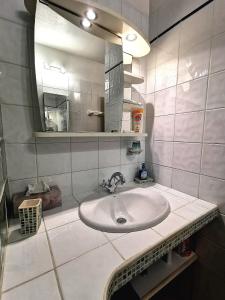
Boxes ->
[79,188,170,233]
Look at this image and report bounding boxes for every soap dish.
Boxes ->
[134,177,154,184]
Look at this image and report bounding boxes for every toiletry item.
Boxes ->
[128,140,142,154]
[132,108,144,133]
[176,238,192,257]
[139,163,148,180]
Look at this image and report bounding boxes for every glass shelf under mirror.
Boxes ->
[33,132,148,138]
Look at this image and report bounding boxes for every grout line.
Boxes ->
[44,221,65,300]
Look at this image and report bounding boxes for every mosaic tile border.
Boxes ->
[108,209,219,298]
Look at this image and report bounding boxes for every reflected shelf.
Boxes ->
[34,132,148,138]
[124,71,144,85]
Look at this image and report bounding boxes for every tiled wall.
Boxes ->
[0,0,148,205]
[149,0,208,40]
[146,0,225,214]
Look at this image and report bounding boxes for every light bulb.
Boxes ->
[126,33,137,42]
[81,18,91,28]
[86,9,97,21]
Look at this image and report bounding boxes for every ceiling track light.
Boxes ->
[81,17,92,29]
[86,9,97,21]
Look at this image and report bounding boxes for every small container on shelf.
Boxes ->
[132,108,144,133]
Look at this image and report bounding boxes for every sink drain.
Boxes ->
[116,217,127,224]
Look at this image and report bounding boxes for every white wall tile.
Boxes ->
[1,105,34,143]
[176,77,207,113]
[201,144,225,180]
[204,109,225,143]
[180,4,213,51]
[99,140,120,168]
[153,141,173,167]
[178,39,211,84]
[210,32,225,74]
[172,169,199,197]
[0,19,29,66]
[199,175,225,213]
[207,71,225,109]
[213,0,225,36]
[71,142,98,172]
[5,144,37,180]
[121,163,138,182]
[39,173,72,197]
[72,169,99,201]
[173,142,202,173]
[174,111,204,142]
[154,115,174,141]
[152,164,172,187]
[155,86,176,116]
[37,143,71,176]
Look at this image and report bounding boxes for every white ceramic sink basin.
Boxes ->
[79,188,170,233]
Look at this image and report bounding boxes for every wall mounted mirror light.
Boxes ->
[31,0,150,135]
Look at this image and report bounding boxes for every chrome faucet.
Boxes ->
[101,172,126,193]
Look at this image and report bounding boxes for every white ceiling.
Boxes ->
[35,2,105,63]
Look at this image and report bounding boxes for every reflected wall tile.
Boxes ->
[155,86,176,116]
[5,144,37,180]
[172,169,199,197]
[173,142,202,173]
[207,71,225,109]
[176,77,207,113]
[152,164,172,187]
[199,175,225,213]
[201,144,225,180]
[37,143,71,176]
[153,141,173,167]
[210,32,225,74]
[71,142,98,172]
[154,115,174,141]
[204,109,225,143]
[1,105,34,143]
[178,39,211,84]
[174,111,204,142]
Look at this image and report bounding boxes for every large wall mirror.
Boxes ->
[35,0,124,133]
[34,0,150,134]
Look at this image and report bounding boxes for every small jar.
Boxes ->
[132,108,144,133]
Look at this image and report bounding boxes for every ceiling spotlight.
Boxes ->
[81,18,91,28]
[126,33,137,42]
[86,9,97,21]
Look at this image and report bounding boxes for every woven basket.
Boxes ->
[18,198,42,235]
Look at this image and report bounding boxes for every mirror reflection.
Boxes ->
[34,1,124,133]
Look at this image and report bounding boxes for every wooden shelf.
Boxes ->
[34,132,148,138]
[124,71,144,85]
[131,251,197,300]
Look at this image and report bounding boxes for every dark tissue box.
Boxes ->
[12,185,62,217]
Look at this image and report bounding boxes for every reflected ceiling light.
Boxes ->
[86,9,97,21]
[81,18,91,28]
[126,33,137,42]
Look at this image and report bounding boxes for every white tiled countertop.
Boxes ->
[1,184,218,300]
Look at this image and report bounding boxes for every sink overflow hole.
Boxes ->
[117,217,127,224]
